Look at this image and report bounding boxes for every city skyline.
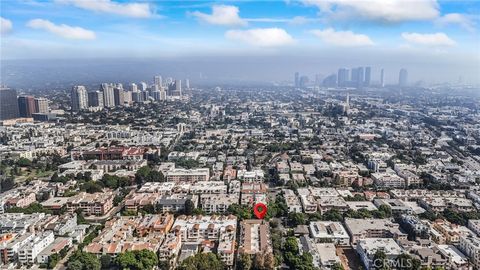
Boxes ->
[1,0,480,85]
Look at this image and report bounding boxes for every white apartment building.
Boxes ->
[356,238,403,270]
[458,233,480,270]
[309,221,350,245]
[200,194,239,214]
[237,169,264,183]
[165,168,210,182]
[17,231,54,265]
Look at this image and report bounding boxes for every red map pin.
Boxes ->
[253,202,267,219]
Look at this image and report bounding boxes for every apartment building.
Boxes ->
[309,221,350,245]
[200,194,239,214]
[458,233,480,270]
[238,219,272,255]
[17,231,54,265]
[357,238,403,270]
[165,168,210,182]
[344,218,407,244]
[237,169,264,183]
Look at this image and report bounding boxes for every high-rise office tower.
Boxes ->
[357,67,364,87]
[351,68,359,85]
[364,67,371,86]
[130,83,138,92]
[322,74,337,87]
[399,68,408,86]
[151,90,161,101]
[123,90,132,105]
[338,68,349,87]
[140,82,148,91]
[113,87,124,106]
[18,96,36,117]
[165,77,173,85]
[174,79,182,96]
[34,98,49,113]
[0,87,20,120]
[380,69,385,87]
[160,89,167,101]
[71,86,88,111]
[141,90,150,101]
[132,91,143,103]
[116,83,123,90]
[185,79,190,89]
[294,72,300,88]
[154,76,162,87]
[88,91,104,108]
[101,83,115,108]
[299,76,309,88]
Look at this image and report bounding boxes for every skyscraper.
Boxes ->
[71,86,88,111]
[338,68,349,87]
[380,69,385,87]
[364,67,371,86]
[154,75,162,87]
[0,87,19,120]
[130,83,138,92]
[294,72,299,88]
[322,74,337,87]
[357,67,364,88]
[88,91,104,108]
[34,98,49,113]
[132,91,143,103]
[101,83,115,108]
[18,96,36,117]
[299,76,309,88]
[123,90,132,105]
[185,79,190,89]
[399,68,408,87]
[140,82,148,91]
[351,68,359,85]
[113,87,124,106]
[174,79,182,96]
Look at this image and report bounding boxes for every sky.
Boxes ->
[1,0,480,85]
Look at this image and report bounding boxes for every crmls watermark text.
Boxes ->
[372,258,413,269]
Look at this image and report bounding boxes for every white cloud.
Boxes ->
[402,32,456,47]
[191,5,247,26]
[302,0,439,22]
[225,28,295,47]
[27,19,96,40]
[436,13,475,32]
[56,0,152,18]
[1,17,13,34]
[310,28,374,47]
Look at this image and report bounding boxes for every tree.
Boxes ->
[100,254,113,269]
[237,253,252,270]
[17,157,32,167]
[48,253,60,269]
[0,177,15,191]
[283,237,299,254]
[378,204,392,218]
[178,253,224,270]
[135,166,152,185]
[67,252,101,270]
[116,249,158,270]
[184,199,195,215]
[332,263,345,270]
[372,250,389,270]
[287,212,306,226]
[395,253,421,270]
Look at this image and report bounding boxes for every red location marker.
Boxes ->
[253,203,267,219]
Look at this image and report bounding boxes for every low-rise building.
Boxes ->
[356,238,403,270]
[309,221,349,245]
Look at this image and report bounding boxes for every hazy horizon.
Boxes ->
[1,0,480,87]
